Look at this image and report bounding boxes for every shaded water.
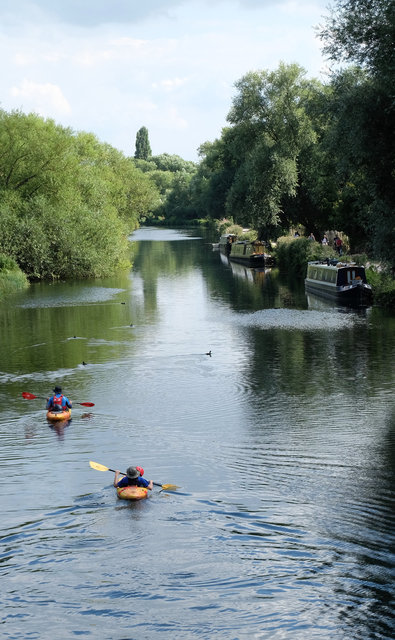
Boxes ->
[1,227,394,640]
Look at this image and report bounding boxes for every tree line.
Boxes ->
[148,0,394,267]
[0,111,163,279]
[0,0,393,284]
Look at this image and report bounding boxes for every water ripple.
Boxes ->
[235,308,358,331]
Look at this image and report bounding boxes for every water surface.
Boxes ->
[1,227,394,639]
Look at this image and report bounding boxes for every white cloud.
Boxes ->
[152,77,189,91]
[0,0,331,160]
[10,79,71,117]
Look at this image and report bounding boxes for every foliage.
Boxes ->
[150,153,196,174]
[366,266,395,308]
[0,252,29,296]
[214,219,257,242]
[0,252,19,272]
[224,63,317,236]
[275,237,337,277]
[319,0,395,87]
[318,1,395,266]
[318,67,395,264]
[0,110,160,279]
[134,126,152,160]
[162,4,393,269]
[132,154,199,225]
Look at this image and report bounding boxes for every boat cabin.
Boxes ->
[305,260,372,306]
[307,261,368,285]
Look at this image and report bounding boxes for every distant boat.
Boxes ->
[218,234,274,268]
[219,233,237,256]
[305,260,373,307]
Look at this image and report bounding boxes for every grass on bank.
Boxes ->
[0,253,29,298]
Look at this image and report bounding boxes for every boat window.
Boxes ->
[346,270,356,283]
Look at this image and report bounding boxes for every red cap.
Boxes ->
[135,466,144,476]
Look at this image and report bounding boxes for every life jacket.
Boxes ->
[52,394,64,408]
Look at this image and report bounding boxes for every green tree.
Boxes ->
[319,0,395,87]
[0,110,160,279]
[319,0,395,262]
[150,153,196,174]
[225,63,317,238]
[191,137,236,220]
[134,126,152,160]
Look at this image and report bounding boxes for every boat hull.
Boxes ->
[228,253,267,268]
[305,261,373,307]
[305,280,372,306]
[116,485,149,500]
[46,409,71,421]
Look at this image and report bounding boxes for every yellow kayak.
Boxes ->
[116,485,148,500]
[46,409,71,421]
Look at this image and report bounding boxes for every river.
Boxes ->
[1,227,394,640]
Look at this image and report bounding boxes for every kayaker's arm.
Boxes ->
[113,470,121,487]
[147,480,153,491]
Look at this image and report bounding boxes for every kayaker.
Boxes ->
[114,466,153,491]
[46,386,72,412]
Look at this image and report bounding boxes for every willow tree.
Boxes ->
[0,111,160,279]
[225,63,318,238]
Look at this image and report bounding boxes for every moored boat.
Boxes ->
[305,260,373,307]
[116,485,149,500]
[219,234,274,267]
[228,240,274,268]
[46,409,71,421]
[219,233,237,256]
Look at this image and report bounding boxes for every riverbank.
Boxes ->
[274,236,395,309]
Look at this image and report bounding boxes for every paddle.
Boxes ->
[22,392,95,407]
[89,460,179,491]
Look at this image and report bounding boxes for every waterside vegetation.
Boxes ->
[0,0,393,307]
[0,253,28,298]
[273,236,394,308]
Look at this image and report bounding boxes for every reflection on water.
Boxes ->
[0,227,394,639]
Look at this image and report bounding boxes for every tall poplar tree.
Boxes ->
[134,126,152,160]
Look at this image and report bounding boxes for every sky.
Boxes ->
[0,0,333,161]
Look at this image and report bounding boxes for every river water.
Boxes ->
[1,227,394,640]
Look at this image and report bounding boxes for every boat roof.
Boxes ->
[308,260,364,269]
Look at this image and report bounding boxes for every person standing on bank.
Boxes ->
[46,386,72,412]
[334,235,343,255]
[114,466,153,491]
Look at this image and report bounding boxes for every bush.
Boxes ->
[215,219,255,240]
[0,252,29,296]
[275,237,338,276]
[366,267,395,308]
[0,252,19,272]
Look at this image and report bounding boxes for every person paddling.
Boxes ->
[46,386,72,412]
[114,466,153,491]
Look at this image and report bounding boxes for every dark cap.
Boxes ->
[53,386,62,393]
[126,466,139,480]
